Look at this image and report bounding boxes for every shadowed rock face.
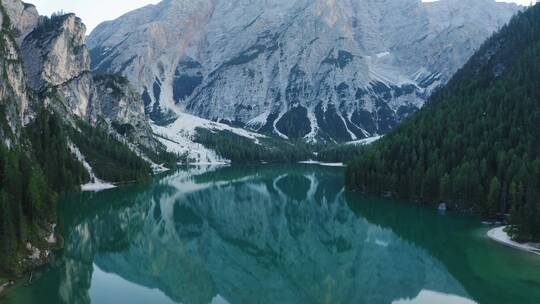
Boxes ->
[87,0,520,142]
[39,165,471,304]
[94,74,158,150]
[0,0,38,142]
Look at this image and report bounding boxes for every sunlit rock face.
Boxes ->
[17,12,101,122]
[1,0,39,44]
[21,14,90,92]
[87,0,519,142]
[56,165,471,304]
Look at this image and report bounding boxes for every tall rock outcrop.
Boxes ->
[0,0,37,144]
[2,3,160,151]
[21,14,90,90]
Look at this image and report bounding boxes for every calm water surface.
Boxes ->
[3,165,540,304]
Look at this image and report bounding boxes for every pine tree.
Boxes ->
[487,177,502,217]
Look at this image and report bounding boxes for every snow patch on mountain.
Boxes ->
[68,143,116,191]
[152,112,267,163]
[347,135,383,146]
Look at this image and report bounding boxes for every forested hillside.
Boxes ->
[0,110,89,274]
[194,128,312,163]
[347,4,540,241]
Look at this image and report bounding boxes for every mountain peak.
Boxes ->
[87,0,520,142]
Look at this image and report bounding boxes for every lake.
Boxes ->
[3,164,540,304]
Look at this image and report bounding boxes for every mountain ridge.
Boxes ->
[87,0,520,142]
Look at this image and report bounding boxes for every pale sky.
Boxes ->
[30,0,536,34]
[30,0,161,34]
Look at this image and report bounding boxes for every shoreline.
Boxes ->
[81,181,116,192]
[0,281,12,297]
[487,226,540,255]
[298,161,346,167]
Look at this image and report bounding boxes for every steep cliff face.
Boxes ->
[0,0,174,184]
[0,27,21,144]
[87,0,520,142]
[19,14,98,124]
[0,0,36,144]
[21,13,90,90]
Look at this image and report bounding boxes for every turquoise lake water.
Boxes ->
[3,164,540,304]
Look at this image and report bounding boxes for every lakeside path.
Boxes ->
[487,226,540,255]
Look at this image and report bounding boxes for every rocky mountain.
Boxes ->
[93,74,157,150]
[19,10,159,150]
[87,0,520,142]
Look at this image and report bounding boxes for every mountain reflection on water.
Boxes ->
[6,165,540,304]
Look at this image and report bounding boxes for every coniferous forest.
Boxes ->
[69,121,152,183]
[347,5,540,241]
[0,110,88,273]
[194,128,312,163]
[193,127,369,164]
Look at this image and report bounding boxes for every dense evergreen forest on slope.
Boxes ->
[347,4,540,241]
[315,143,369,163]
[194,128,312,163]
[194,127,371,164]
[69,122,152,183]
[0,110,88,274]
